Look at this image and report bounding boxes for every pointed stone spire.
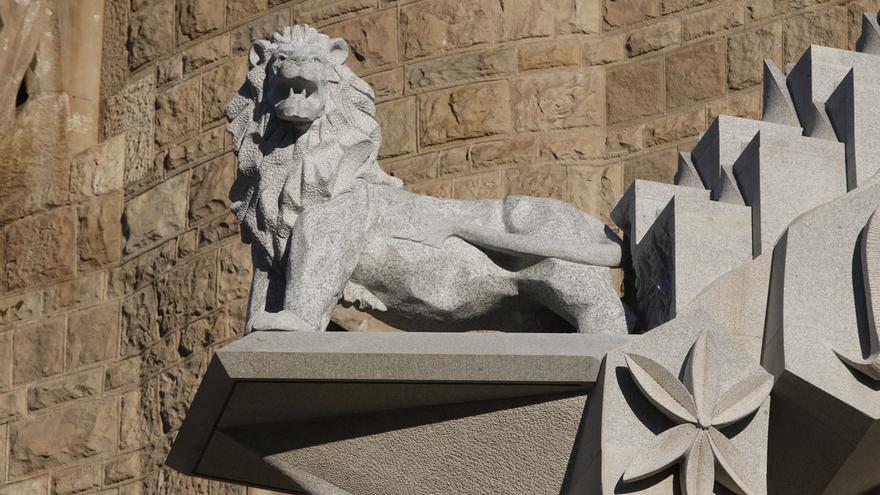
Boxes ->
[761,59,799,127]
[856,13,880,55]
[713,168,745,206]
[675,152,705,189]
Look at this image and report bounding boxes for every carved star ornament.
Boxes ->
[623,331,773,495]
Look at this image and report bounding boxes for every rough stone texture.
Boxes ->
[365,69,404,101]
[227,0,268,25]
[77,192,124,269]
[406,48,516,93]
[189,155,235,222]
[123,173,189,255]
[4,208,76,291]
[129,1,174,69]
[626,18,681,56]
[51,463,102,495]
[419,81,511,146]
[164,126,226,172]
[682,2,744,41]
[604,0,661,28]
[400,0,501,60]
[322,9,398,73]
[179,0,225,42]
[376,98,417,159]
[102,75,157,189]
[8,401,116,478]
[122,287,161,356]
[67,302,119,369]
[218,244,252,305]
[518,39,581,71]
[728,23,784,90]
[500,0,557,40]
[510,70,603,132]
[27,369,103,412]
[69,134,126,201]
[183,34,231,75]
[783,6,848,63]
[201,59,249,125]
[607,58,666,125]
[231,11,291,55]
[666,40,727,109]
[155,78,202,148]
[156,253,217,335]
[0,94,70,224]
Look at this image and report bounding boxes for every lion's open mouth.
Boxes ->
[277,76,319,99]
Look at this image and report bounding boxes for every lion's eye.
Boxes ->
[275,54,287,61]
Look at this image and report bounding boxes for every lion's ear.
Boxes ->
[249,39,273,69]
[327,38,349,66]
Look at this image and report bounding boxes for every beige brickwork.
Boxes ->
[1,0,878,493]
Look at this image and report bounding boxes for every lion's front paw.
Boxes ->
[248,310,317,332]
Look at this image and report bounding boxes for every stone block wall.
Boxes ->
[0,0,878,493]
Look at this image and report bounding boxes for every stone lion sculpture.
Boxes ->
[228,25,629,334]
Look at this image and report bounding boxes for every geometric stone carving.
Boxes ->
[761,59,800,128]
[834,209,880,380]
[857,12,880,55]
[761,173,880,494]
[631,196,751,330]
[825,63,880,191]
[732,130,846,256]
[165,331,631,494]
[622,331,773,495]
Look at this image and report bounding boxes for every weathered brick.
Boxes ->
[556,0,601,34]
[129,0,174,69]
[165,126,227,172]
[662,0,710,14]
[70,134,126,201]
[400,0,501,60]
[78,192,124,269]
[180,311,228,357]
[644,108,707,147]
[67,301,119,369]
[119,380,161,451]
[159,354,208,433]
[518,39,581,71]
[707,87,762,121]
[604,0,660,29]
[623,146,679,188]
[500,0,557,40]
[511,70,603,132]
[783,6,847,64]
[227,0,268,24]
[41,272,105,316]
[123,173,189,255]
[605,125,645,158]
[115,240,177,294]
[183,34,231,75]
[376,98,417,159]
[27,369,103,412]
[538,130,606,162]
[5,208,76,291]
[406,48,516,93]
[0,476,48,495]
[438,147,470,177]
[122,287,160,355]
[364,69,405,102]
[384,154,439,184]
[505,166,568,199]
[101,0,129,97]
[157,54,184,86]
[407,180,453,199]
[728,23,783,90]
[202,58,249,125]
[190,155,235,222]
[0,331,11,388]
[179,0,225,42]
[322,9,398,73]
[156,252,217,334]
[470,137,538,170]
[682,3,744,41]
[0,388,26,422]
[231,11,291,55]
[666,40,726,109]
[155,79,201,147]
[0,94,70,224]
[418,81,511,146]
[9,400,116,477]
[51,463,102,495]
[453,171,504,200]
[178,229,199,259]
[626,19,680,57]
[583,34,625,65]
[296,0,375,25]
[607,58,665,125]
[102,75,157,189]
[568,164,623,224]
[197,213,240,251]
[218,242,251,305]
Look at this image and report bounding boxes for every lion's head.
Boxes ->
[226,25,401,268]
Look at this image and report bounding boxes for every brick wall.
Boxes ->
[0,0,877,493]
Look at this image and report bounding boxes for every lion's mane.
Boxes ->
[225,25,401,270]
